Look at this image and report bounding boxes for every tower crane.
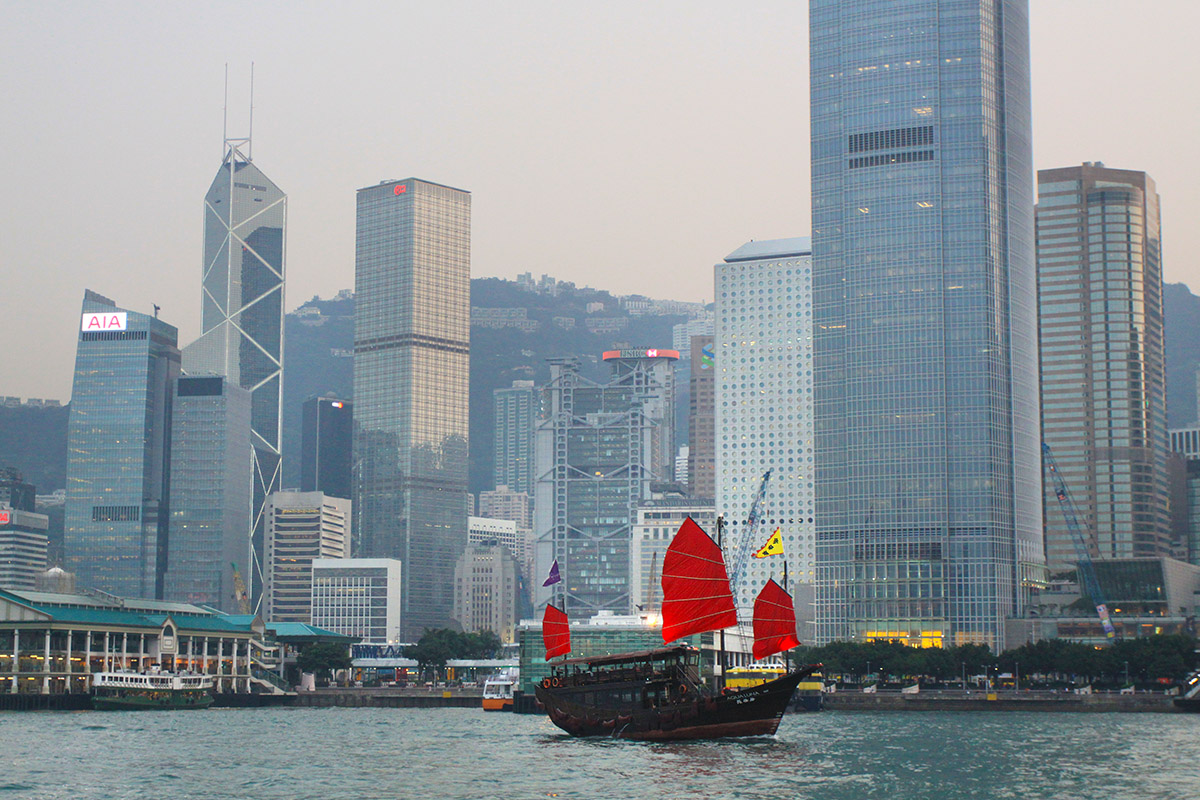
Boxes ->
[1041,443,1117,640]
[729,469,772,595]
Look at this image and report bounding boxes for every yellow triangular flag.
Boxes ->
[752,528,784,558]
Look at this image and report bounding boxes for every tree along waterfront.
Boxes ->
[794,635,1197,688]
[406,629,502,680]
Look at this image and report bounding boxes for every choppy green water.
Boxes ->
[3,707,1197,800]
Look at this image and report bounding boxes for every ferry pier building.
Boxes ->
[0,588,274,695]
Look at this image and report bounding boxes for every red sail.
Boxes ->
[752,578,800,661]
[543,604,571,659]
[661,517,738,643]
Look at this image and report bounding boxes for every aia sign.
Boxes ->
[393,184,407,195]
[81,312,128,332]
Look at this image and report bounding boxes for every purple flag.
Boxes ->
[543,559,562,587]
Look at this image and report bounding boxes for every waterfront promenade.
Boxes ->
[823,688,1177,712]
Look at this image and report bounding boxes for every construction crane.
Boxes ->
[231,562,251,615]
[729,468,772,595]
[1041,443,1117,640]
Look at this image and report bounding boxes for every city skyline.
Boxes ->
[3,1,1198,402]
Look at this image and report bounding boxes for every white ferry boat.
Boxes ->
[481,668,518,712]
[91,668,214,710]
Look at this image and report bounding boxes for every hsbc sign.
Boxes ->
[0,510,9,525]
[81,312,127,332]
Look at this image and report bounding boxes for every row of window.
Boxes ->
[848,149,935,169]
[848,125,934,154]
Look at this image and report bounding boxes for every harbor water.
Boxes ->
[3,707,1198,800]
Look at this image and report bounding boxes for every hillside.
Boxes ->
[280,279,690,493]
[0,403,69,492]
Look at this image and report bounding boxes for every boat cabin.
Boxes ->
[544,646,702,709]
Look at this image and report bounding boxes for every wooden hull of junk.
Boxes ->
[536,668,812,740]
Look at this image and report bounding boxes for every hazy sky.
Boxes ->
[3,1,1197,401]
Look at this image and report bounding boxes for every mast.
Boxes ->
[782,560,789,672]
[717,514,726,688]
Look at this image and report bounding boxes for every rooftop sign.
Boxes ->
[81,312,127,332]
[601,348,680,362]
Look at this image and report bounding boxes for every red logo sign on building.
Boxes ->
[81,312,128,332]
[394,185,407,195]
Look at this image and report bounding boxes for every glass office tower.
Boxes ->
[183,139,285,601]
[301,396,353,500]
[65,291,180,598]
[162,376,253,612]
[810,0,1043,648]
[533,351,677,618]
[493,381,537,497]
[353,178,470,640]
[1037,164,1169,568]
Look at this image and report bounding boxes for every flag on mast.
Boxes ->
[752,528,784,559]
[543,559,562,587]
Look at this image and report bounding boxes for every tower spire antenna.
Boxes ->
[221,64,253,164]
[248,61,254,161]
[222,63,229,158]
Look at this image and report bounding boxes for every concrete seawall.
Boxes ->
[289,689,482,708]
[823,690,1177,713]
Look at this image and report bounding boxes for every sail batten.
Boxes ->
[752,578,800,660]
[661,517,738,643]
[543,604,571,660]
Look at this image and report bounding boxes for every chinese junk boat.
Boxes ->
[535,517,819,740]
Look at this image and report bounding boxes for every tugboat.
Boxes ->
[535,516,820,740]
[91,667,214,710]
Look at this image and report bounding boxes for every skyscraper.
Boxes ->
[1037,164,1170,567]
[534,350,678,617]
[671,315,715,457]
[300,396,353,500]
[182,136,286,600]
[65,291,180,598]
[715,238,815,617]
[353,178,470,640]
[264,490,349,623]
[810,0,1043,648]
[453,544,521,643]
[687,334,716,499]
[162,375,253,611]
[493,380,537,496]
